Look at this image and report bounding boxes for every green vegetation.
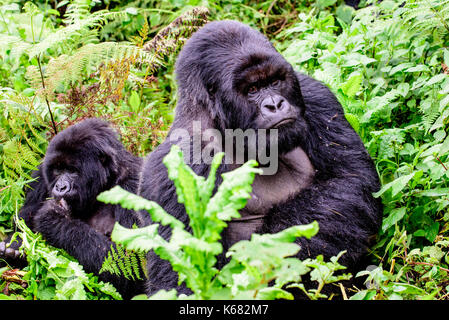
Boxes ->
[98,145,350,300]
[0,0,449,300]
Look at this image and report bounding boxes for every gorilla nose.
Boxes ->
[261,96,286,112]
[54,180,71,196]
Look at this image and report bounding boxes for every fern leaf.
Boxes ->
[100,244,147,281]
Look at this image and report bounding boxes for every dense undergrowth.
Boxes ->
[0,0,448,300]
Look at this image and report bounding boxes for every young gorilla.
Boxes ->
[139,20,383,296]
[1,118,145,299]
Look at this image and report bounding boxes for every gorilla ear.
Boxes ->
[99,146,119,175]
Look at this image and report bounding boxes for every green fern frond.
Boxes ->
[63,0,92,23]
[420,102,440,132]
[2,1,129,61]
[3,141,28,180]
[142,6,209,72]
[0,34,32,58]
[27,7,209,98]
[100,244,147,281]
[26,42,145,96]
[402,0,449,32]
[25,118,48,150]
[25,66,43,91]
[0,127,8,142]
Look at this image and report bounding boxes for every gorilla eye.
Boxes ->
[248,85,258,94]
[272,79,281,86]
[66,166,77,173]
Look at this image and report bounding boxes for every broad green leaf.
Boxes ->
[336,4,354,25]
[381,207,406,232]
[415,188,449,197]
[228,239,301,263]
[425,222,440,243]
[97,186,184,229]
[444,49,449,66]
[202,152,224,202]
[316,0,337,9]
[389,63,414,75]
[405,65,430,73]
[128,91,141,112]
[373,172,416,198]
[176,165,202,231]
[226,222,319,265]
[274,258,310,287]
[171,228,222,255]
[205,159,262,222]
[163,145,206,236]
[339,73,362,98]
[148,289,178,300]
[426,74,446,87]
[440,95,449,109]
[397,83,410,97]
[149,12,161,26]
[440,136,449,155]
[256,287,293,300]
[110,223,165,252]
[267,221,319,242]
[345,113,360,132]
[350,290,376,300]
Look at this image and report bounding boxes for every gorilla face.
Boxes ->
[232,55,308,154]
[235,57,300,128]
[41,120,121,218]
[43,154,113,216]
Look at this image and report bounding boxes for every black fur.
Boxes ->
[8,118,145,299]
[139,20,382,296]
[345,0,361,8]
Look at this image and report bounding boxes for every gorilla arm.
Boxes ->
[32,200,141,298]
[262,74,382,268]
[19,167,49,229]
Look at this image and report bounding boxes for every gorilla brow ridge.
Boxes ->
[234,58,288,92]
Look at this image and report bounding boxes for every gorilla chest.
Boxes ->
[86,204,116,238]
[225,147,315,245]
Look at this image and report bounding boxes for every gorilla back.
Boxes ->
[140,20,382,295]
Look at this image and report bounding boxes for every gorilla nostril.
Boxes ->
[277,99,286,110]
[262,100,276,112]
[264,104,276,112]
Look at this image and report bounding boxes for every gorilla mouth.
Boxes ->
[57,198,69,210]
[271,118,296,128]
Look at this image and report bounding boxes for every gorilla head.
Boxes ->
[174,20,307,155]
[42,119,125,218]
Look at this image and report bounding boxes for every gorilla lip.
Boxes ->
[271,118,295,128]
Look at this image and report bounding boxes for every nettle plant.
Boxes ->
[98,145,351,300]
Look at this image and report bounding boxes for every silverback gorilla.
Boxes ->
[140,20,383,296]
[4,119,145,298]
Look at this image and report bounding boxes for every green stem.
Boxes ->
[30,13,58,135]
[37,56,58,135]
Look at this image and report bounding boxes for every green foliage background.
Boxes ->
[0,0,449,300]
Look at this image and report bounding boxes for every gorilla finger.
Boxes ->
[0,241,5,255]
[5,247,20,259]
